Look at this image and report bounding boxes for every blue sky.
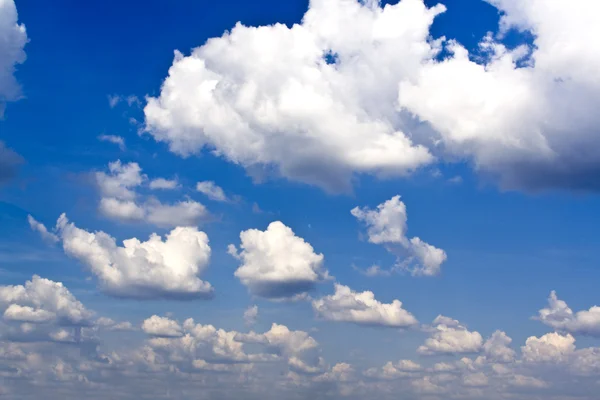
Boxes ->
[1,0,600,399]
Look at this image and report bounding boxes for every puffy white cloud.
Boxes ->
[398,0,600,191]
[352,195,446,276]
[96,160,145,201]
[312,283,417,327]
[141,316,183,338]
[196,181,228,202]
[0,0,27,115]
[231,221,327,299]
[244,305,258,327]
[27,215,59,244]
[56,214,213,299]
[96,161,208,227]
[418,316,483,355]
[97,134,126,150]
[149,177,180,190]
[0,275,93,327]
[521,332,576,363]
[143,0,444,192]
[482,330,516,363]
[144,0,600,193]
[236,323,318,356]
[536,291,600,336]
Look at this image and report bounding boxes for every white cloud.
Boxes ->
[312,283,418,328]
[352,195,446,276]
[231,221,327,299]
[196,181,228,202]
[27,215,59,244]
[149,178,180,190]
[144,199,208,228]
[521,332,576,363]
[143,0,443,192]
[244,305,258,327]
[536,291,600,336]
[0,276,93,326]
[0,0,27,116]
[97,135,126,150]
[482,330,516,363]
[96,161,208,227]
[96,160,145,201]
[141,316,183,338]
[418,316,483,355]
[56,214,213,299]
[144,0,600,193]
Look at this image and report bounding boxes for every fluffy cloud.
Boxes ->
[230,221,327,299]
[0,276,93,326]
[96,161,208,227]
[482,330,516,363]
[0,0,27,116]
[196,181,228,202]
[56,214,213,299]
[141,315,183,338]
[398,0,600,191]
[418,316,483,355]
[364,359,422,380]
[144,0,443,192]
[27,215,59,244]
[312,283,417,327]
[352,195,446,276]
[536,291,600,336]
[144,0,600,192]
[521,332,576,363]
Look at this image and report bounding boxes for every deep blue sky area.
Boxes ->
[1,0,599,399]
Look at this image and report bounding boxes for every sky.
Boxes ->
[1,0,600,399]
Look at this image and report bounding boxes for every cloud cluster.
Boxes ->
[352,195,446,276]
[418,316,483,355]
[144,0,600,193]
[96,160,208,227]
[536,291,600,336]
[230,221,327,299]
[56,214,213,299]
[312,283,417,327]
[0,0,27,116]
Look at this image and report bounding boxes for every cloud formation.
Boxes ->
[96,160,208,227]
[230,221,327,299]
[536,291,600,336]
[0,0,27,116]
[56,214,213,299]
[312,283,418,327]
[352,195,446,276]
[144,0,600,192]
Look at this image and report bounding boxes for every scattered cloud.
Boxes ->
[352,195,447,276]
[97,134,126,150]
[56,214,213,300]
[196,180,228,202]
[312,283,418,328]
[230,221,327,300]
[149,177,180,190]
[536,291,600,336]
[27,215,59,244]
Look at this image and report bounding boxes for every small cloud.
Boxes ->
[98,134,126,151]
[196,181,228,202]
[107,94,121,108]
[27,215,59,244]
[149,178,180,190]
